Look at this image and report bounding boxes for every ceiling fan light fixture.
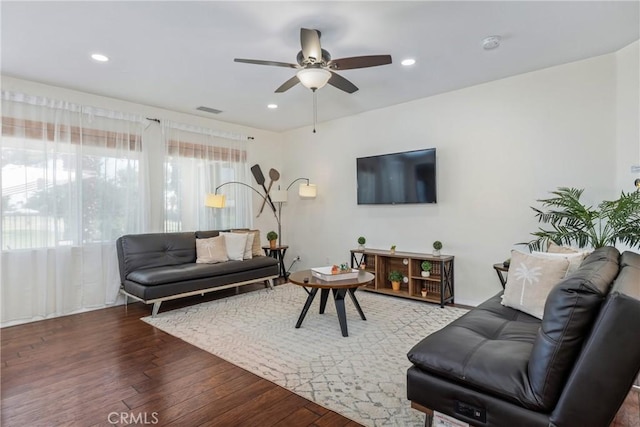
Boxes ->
[297,68,331,90]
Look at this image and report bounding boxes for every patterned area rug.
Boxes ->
[142,284,468,427]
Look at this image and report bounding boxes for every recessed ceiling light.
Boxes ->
[401,58,416,66]
[267,104,278,109]
[91,53,109,62]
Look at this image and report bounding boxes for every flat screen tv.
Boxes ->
[357,148,437,205]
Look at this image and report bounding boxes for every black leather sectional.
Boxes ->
[407,247,640,427]
[116,230,279,316]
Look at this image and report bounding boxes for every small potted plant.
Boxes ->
[357,236,366,250]
[390,244,396,255]
[421,286,427,297]
[433,240,443,256]
[388,270,403,291]
[267,231,278,249]
[421,260,432,277]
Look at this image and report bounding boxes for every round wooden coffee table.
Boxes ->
[288,269,375,337]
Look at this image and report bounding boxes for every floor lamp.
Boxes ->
[270,178,317,246]
[205,181,280,236]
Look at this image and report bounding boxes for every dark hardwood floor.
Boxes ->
[1,283,638,427]
[1,283,360,427]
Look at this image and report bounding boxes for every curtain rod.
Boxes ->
[145,117,254,140]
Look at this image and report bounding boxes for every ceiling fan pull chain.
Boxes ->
[313,89,317,133]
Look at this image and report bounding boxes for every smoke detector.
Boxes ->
[482,36,502,50]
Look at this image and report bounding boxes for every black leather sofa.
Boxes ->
[116,230,279,316]
[407,247,640,427]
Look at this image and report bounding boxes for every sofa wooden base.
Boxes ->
[411,402,434,427]
[121,275,277,317]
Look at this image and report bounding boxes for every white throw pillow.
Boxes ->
[232,229,263,258]
[220,232,248,261]
[249,230,263,257]
[241,232,254,259]
[502,250,570,319]
[195,236,229,264]
[531,250,588,277]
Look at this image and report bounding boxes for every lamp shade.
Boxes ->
[271,190,288,203]
[205,193,226,208]
[299,183,317,198]
[296,68,331,90]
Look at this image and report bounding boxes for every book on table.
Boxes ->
[311,266,359,281]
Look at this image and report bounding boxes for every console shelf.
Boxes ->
[350,248,454,307]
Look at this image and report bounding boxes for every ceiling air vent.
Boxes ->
[196,106,223,114]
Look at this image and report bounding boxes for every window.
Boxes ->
[1,92,146,325]
[2,118,143,250]
[162,123,251,232]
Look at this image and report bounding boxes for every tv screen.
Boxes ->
[357,148,437,204]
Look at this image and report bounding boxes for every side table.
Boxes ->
[493,263,509,289]
[263,245,289,279]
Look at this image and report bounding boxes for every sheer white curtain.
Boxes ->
[1,91,148,326]
[162,121,251,231]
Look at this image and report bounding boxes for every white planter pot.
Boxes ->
[421,290,427,297]
[433,249,441,257]
[421,271,430,277]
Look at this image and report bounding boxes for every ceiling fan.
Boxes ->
[234,28,392,94]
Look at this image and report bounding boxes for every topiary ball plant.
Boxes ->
[421,260,432,277]
[388,270,403,291]
[388,270,403,282]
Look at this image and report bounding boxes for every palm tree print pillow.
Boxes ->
[501,250,570,319]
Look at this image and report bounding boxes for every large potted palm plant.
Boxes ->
[524,187,640,251]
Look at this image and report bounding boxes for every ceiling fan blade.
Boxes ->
[328,55,392,70]
[234,58,298,69]
[328,71,358,94]
[300,28,322,63]
[275,76,300,93]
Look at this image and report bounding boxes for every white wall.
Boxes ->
[282,51,624,306]
[615,41,640,194]
[1,75,284,239]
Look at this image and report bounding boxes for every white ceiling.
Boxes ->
[2,1,638,132]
